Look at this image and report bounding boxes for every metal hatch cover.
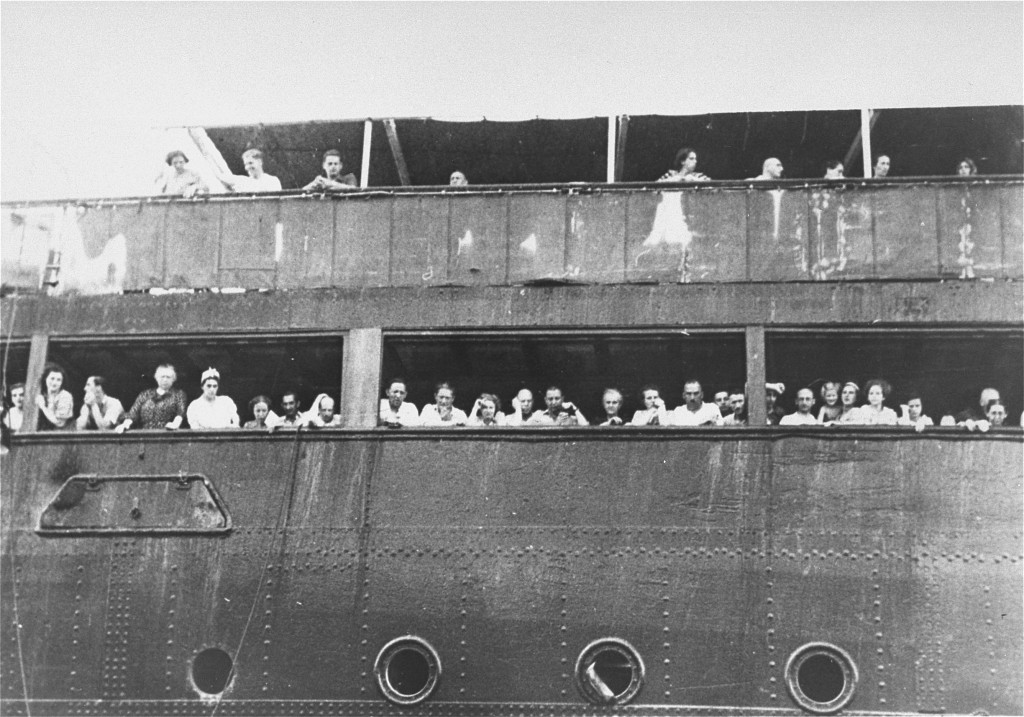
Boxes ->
[36,474,231,536]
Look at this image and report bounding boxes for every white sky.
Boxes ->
[2,1,1022,199]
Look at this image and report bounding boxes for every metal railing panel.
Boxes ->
[392,194,451,287]
[685,189,748,283]
[333,197,392,288]
[276,198,335,289]
[449,194,509,286]
[164,201,219,288]
[566,192,628,284]
[508,193,568,283]
[747,187,810,281]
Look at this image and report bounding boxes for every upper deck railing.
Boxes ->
[2,177,1021,295]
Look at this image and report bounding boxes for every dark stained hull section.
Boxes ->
[1,429,1021,716]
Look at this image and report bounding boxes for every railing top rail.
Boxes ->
[3,175,1022,209]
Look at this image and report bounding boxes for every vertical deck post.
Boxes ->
[360,119,373,189]
[606,115,616,184]
[861,108,873,178]
[745,325,766,426]
[21,333,49,433]
[341,328,383,428]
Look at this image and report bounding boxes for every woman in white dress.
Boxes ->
[848,379,898,426]
[186,368,239,429]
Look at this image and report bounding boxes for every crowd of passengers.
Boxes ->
[1,364,1018,437]
[156,147,986,198]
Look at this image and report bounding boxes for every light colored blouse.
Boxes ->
[186,395,239,429]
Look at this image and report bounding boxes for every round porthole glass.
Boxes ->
[785,642,858,714]
[374,636,442,705]
[574,638,645,705]
[191,647,234,696]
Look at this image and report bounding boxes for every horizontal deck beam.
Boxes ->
[2,281,1020,339]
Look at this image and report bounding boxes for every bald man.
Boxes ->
[749,157,783,180]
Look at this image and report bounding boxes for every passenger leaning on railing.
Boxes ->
[817,382,842,423]
[379,378,419,427]
[2,384,25,433]
[831,382,861,425]
[156,150,209,198]
[36,363,74,431]
[75,376,125,431]
[897,397,934,432]
[722,391,747,426]
[765,383,786,425]
[659,147,710,182]
[419,382,468,427]
[243,395,274,430]
[506,389,535,427]
[186,368,239,430]
[305,394,342,428]
[845,379,898,426]
[666,380,722,426]
[217,148,282,193]
[629,385,667,426]
[527,386,588,426]
[467,394,505,426]
[598,388,626,426]
[303,150,358,193]
[779,388,819,426]
[115,364,186,432]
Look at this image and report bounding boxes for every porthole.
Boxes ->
[785,642,858,714]
[190,647,234,696]
[574,638,645,705]
[374,636,442,705]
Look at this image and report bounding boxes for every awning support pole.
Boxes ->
[360,119,373,188]
[606,116,616,183]
[861,108,874,178]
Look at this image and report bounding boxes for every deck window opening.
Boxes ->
[383,333,745,427]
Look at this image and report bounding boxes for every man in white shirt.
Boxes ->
[527,386,588,426]
[219,148,283,193]
[748,157,783,181]
[506,388,536,426]
[379,379,420,427]
[780,388,819,426]
[75,376,125,430]
[667,380,722,426]
[419,382,467,427]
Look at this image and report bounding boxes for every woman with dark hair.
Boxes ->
[186,368,239,429]
[659,147,710,182]
[849,378,898,425]
[833,381,862,424]
[36,363,74,430]
[156,149,209,197]
[956,157,978,177]
[243,395,274,430]
[468,393,505,426]
[630,384,667,426]
[985,399,1007,427]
